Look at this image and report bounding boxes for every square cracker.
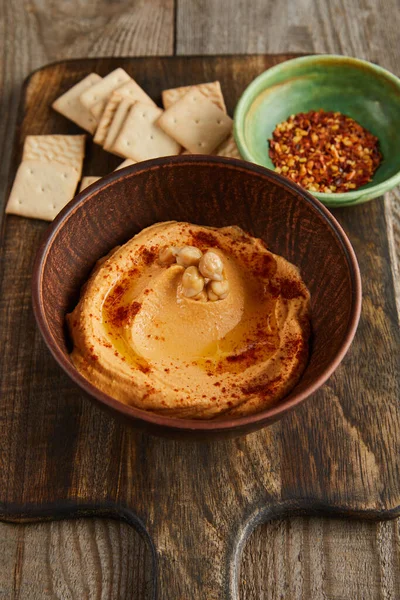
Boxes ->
[52,73,101,134]
[157,89,232,154]
[22,134,85,177]
[116,79,156,105]
[93,92,122,146]
[162,81,226,113]
[214,133,241,159]
[91,78,155,121]
[79,176,101,192]
[6,160,80,221]
[90,101,108,121]
[80,68,131,115]
[114,158,136,171]
[112,102,181,161]
[104,98,135,153]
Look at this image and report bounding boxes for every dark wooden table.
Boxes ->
[0,1,399,598]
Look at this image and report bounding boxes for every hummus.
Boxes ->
[67,222,311,419]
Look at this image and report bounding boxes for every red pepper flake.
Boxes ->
[269,277,305,300]
[283,337,306,361]
[240,375,283,396]
[269,109,382,193]
[139,245,158,265]
[226,346,258,363]
[108,282,129,303]
[250,253,277,279]
[190,230,220,249]
[107,301,142,327]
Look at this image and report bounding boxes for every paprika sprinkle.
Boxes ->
[268,109,382,193]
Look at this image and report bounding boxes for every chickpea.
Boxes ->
[210,279,229,300]
[158,245,178,265]
[192,289,208,302]
[207,287,219,301]
[199,250,224,281]
[176,245,202,267]
[181,266,205,298]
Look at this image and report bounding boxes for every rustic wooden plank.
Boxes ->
[1,517,398,599]
[176,0,400,63]
[1,53,399,600]
[0,519,153,599]
[240,518,400,599]
[0,0,399,599]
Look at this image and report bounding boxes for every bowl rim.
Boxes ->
[234,53,400,204]
[32,155,362,432]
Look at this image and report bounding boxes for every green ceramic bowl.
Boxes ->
[234,55,400,206]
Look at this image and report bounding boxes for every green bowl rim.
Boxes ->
[234,54,400,203]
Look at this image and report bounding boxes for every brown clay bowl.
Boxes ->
[32,156,361,439]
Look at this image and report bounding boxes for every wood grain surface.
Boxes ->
[0,1,399,599]
[1,55,399,600]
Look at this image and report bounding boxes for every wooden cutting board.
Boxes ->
[0,55,399,600]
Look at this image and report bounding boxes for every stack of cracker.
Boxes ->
[89,79,240,163]
[52,69,240,164]
[52,69,132,134]
[6,135,85,221]
[8,68,242,221]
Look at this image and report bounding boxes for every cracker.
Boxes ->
[79,176,101,192]
[214,133,241,159]
[90,102,107,121]
[157,89,232,154]
[114,158,137,171]
[93,92,122,146]
[52,73,101,134]
[162,81,226,112]
[104,98,135,153]
[91,79,155,120]
[22,134,85,177]
[6,160,79,221]
[112,102,181,161]
[80,68,131,116]
[117,79,155,105]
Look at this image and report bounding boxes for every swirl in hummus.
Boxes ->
[67,221,311,419]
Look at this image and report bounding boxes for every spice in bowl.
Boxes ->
[268,109,382,194]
